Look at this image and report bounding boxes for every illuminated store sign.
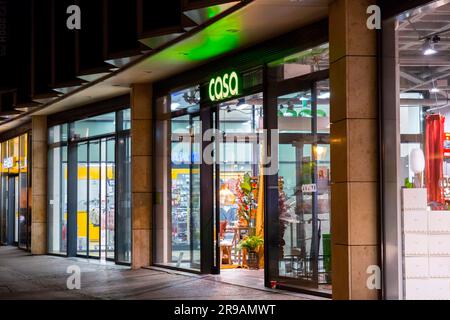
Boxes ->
[208,71,240,102]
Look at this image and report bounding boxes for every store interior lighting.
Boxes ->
[422,35,440,55]
[430,87,440,93]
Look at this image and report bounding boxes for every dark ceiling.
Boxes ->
[0,0,237,122]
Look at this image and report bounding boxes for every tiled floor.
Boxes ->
[0,246,326,300]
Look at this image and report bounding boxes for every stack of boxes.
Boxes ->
[402,188,450,300]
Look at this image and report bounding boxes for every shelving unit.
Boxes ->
[402,188,450,300]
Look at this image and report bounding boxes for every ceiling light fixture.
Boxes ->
[430,79,440,93]
[423,35,440,56]
[236,98,249,110]
[430,87,440,93]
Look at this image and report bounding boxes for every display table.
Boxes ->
[402,188,450,300]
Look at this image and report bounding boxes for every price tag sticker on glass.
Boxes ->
[301,184,317,193]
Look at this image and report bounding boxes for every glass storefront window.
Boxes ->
[48,146,68,254]
[116,135,131,264]
[268,43,329,81]
[276,86,331,289]
[383,1,450,300]
[172,115,201,270]
[77,143,88,256]
[18,134,28,249]
[47,109,131,264]
[72,112,116,140]
[49,124,68,144]
[170,86,200,112]
[154,92,202,271]
[0,134,30,248]
[119,109,131,131]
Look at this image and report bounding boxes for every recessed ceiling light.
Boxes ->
[430,88,440,93]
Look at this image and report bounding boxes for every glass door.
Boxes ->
[87,140,100,258]
[76,138,116,260]
[5,176,18,245]
[266,79,331,291]
[214,93,264,270]
[77,142,88,257]
[0,175,7,244]
[14,176,19,245]
[104,138,116,260]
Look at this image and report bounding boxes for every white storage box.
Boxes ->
[429,211,450,233]
[404,211,428,232]
[429,257,450,278]
[402,188,427,211]
[404,233,429,255]
[428,235,450,255]
[405,257,429,278]
[427,278,450,300]
[405,279,432,300]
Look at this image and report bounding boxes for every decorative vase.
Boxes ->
[247,251,259,269]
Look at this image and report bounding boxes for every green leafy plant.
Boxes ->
[404,177,413,189]
[235,173,258,225]
[237,235,264,252]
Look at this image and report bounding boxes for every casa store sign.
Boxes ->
[208,71,241,102]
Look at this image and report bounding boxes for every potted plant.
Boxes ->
[238,235,264,269]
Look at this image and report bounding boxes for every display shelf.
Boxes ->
[402,188,450,300]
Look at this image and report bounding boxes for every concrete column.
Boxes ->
[31,116,48,255]
[329,0,380,299]
[131,83,153,269]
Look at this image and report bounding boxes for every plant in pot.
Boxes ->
[238,235,264,269]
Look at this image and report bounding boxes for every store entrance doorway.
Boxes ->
[214,93,265,286]
[5,176,19,246]
[75,138,115,261]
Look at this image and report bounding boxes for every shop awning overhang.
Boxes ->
[0,0,330,134]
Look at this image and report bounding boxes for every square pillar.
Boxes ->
[31,116,48,255]
[131,83,153,269]
[329,0,380,299]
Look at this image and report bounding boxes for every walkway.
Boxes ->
[0,246,324,300]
